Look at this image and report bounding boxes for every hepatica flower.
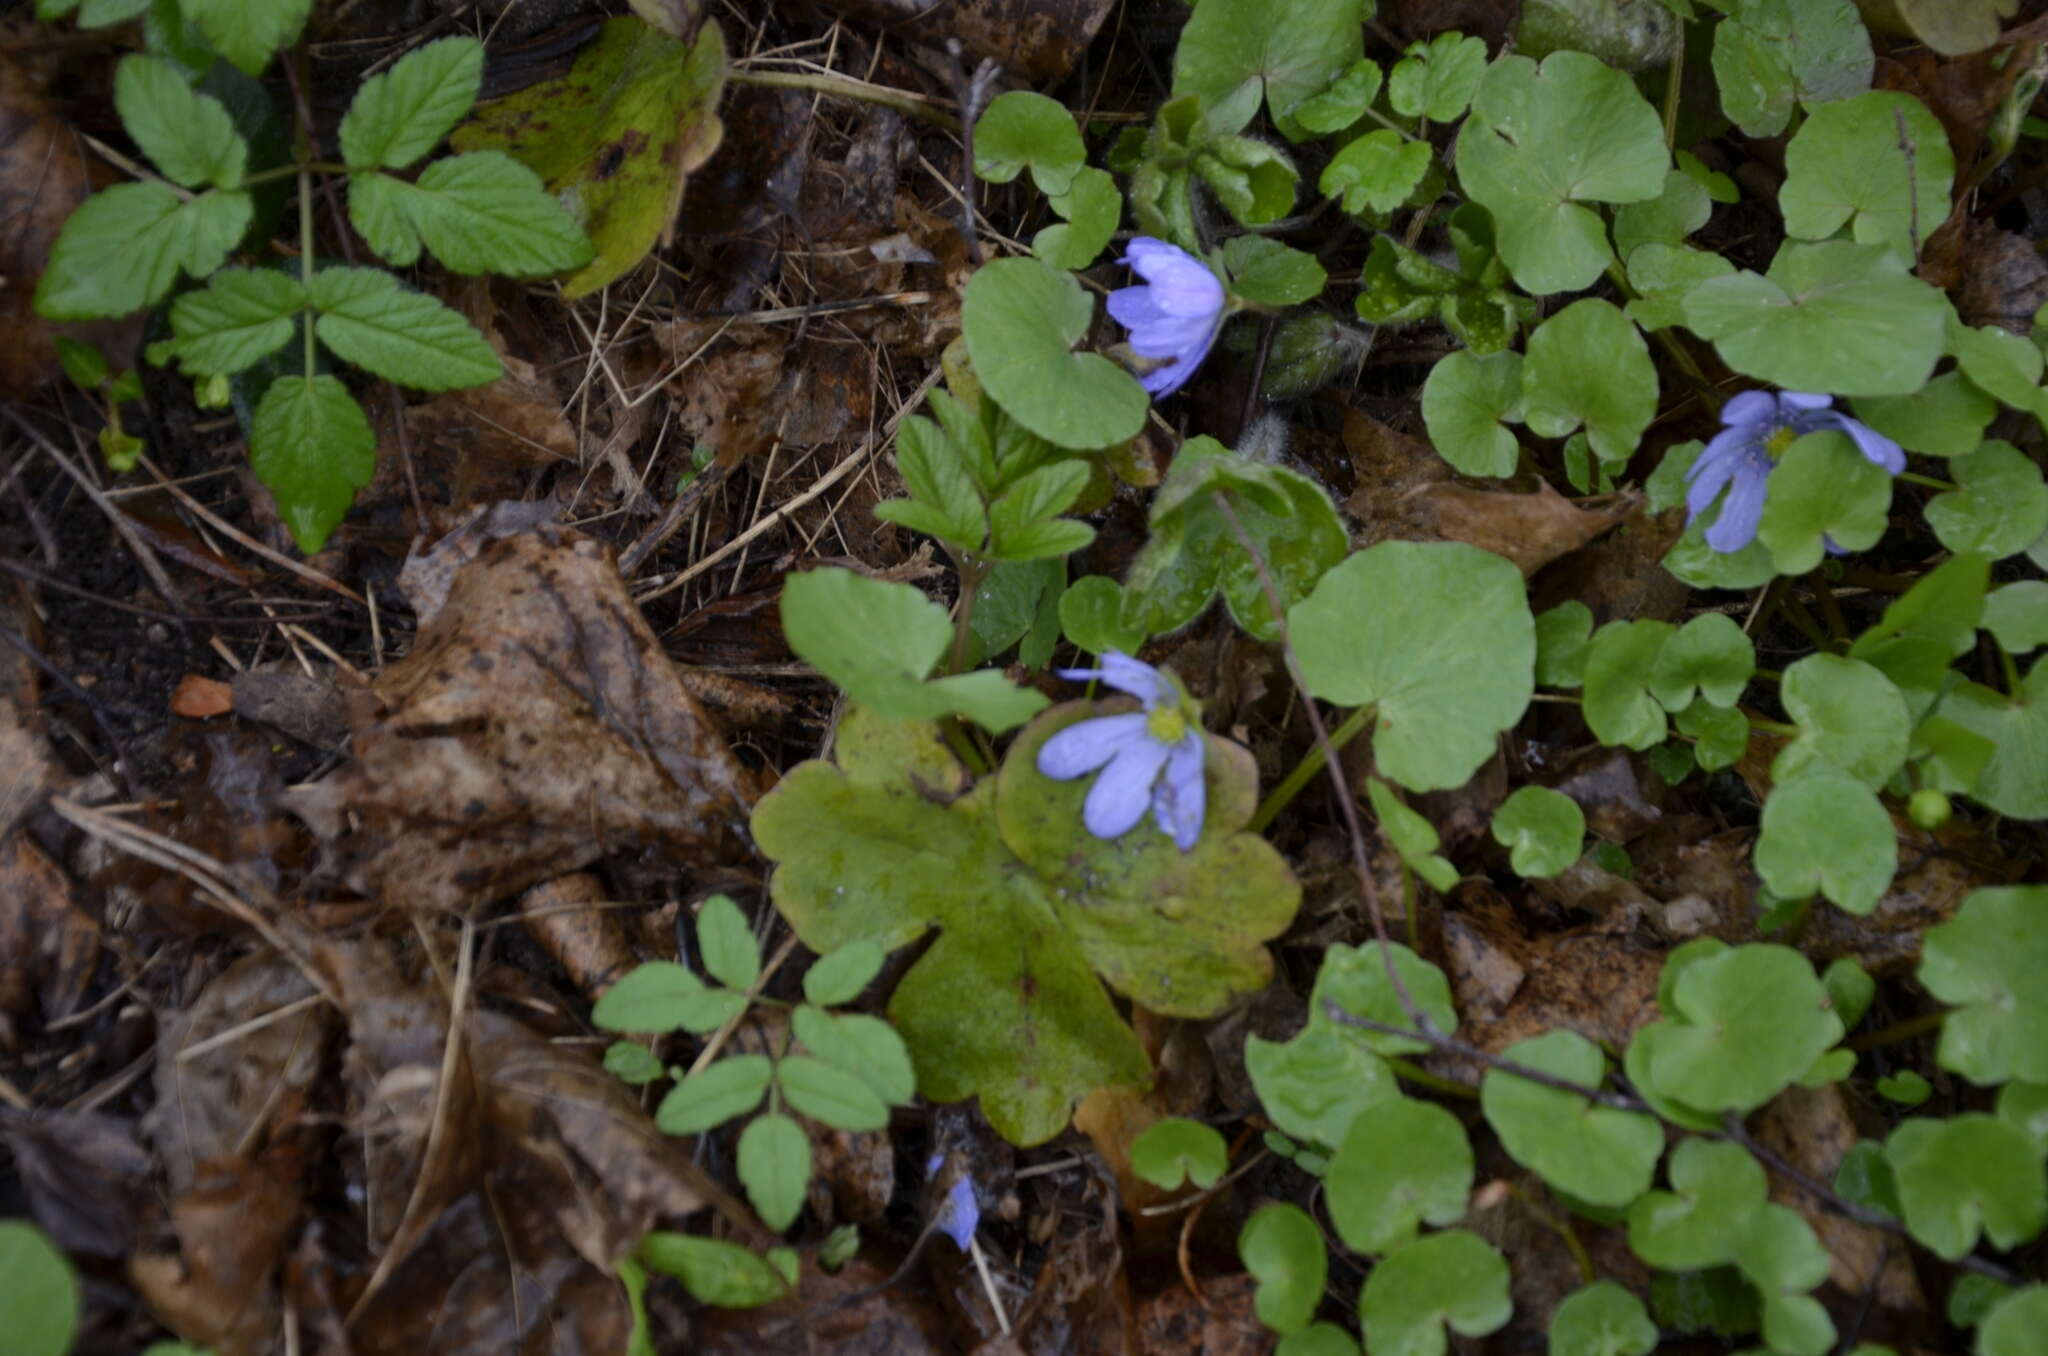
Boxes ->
[1107,238,1227,398]
[1687,390,1904,553]
[926,1153,980,1251]
[1037,652,1206,852]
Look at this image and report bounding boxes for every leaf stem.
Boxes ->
[1896,470,1958,492]
[1248,703,1375,834]
[728,69,962,132]
[1660,22,1684,152]
[247,161,350,185]
[1384,1056,1477,1099]
[1843,1008,1946,1052]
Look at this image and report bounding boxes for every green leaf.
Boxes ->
[1645,441,1700,515]
[776,1054,889,1132]
[974,90,1083,193]
[1612,170,1712,261]
[1223,236,1327,307]
[790,1006,915,1107]
[1482,1030,1661,1207]
[1453,51,1667,294]
[1683,241,1947,396]
[1132,1117,1230,1190]
[754,705,1296,1145]
[1834,1140,1902,1221]
[1651,614,1754,711]
[1772,654,1911,788]
[1239,1203,1326,1335]
[1985,581,2048,653]
[1036,167,1121,270]
[1630,943,1846,1113]
[1781,91,1952,258]
[115,54,246,188]
[1929,661,2048,818]
[1194,134,1300,227]
[1847,553,1989,706]
[593,960,712,1033]
[656,1054,773,1135]
[737,1112,810,1231]
[1321,130,1432,214]
[0,1222,79,1356]
[1290,542,1535,791]
[181,0,311,75]
[1886,1114,2047,1259]
[779,569,1048,734]
[307,267,502,391]
[1421,350,1523,477]
[1927,441,2048,559]
[603,1040,665,1085]
[35,182,252,320]
[961,257,1148,451]
[1625,244,1736,331]
[340,37,482,170]
[1583,621,1673,750]
[1710,0,1872,138]
[1277,1324,1360,1356]
[1119,437,1348,644]
[450,17,722,297]
[351,151,594,276]
[1823,957,1877,1031]
[1171,0,1366,140]
[803,940,885,1007]
[1849,372,1998,457]
[1753,770,1892,917]
[1548,1281,1658,1356]
[1327,1097,1475,1254]
[694,894,759,992]
[1948,318,2048,427]
[1677,701,1750,770]
[637,1232,792,1307]
[1520,299,1657,464]
[1490,786,1585,878]
[1310,941,1459,1057]
[1755,430,1895,574]
[248,374,377,554]
[1365,778,1459,891]
[1060,575,1148,657]
[1736,1204,1837,1356]
[55,337,109,391]
[157,268,305,377]
[1876,1070,1932,1104]
[1626,1137,1766,1269]
[1358,1231,1512,1356]
[1535,601,1594,688]
[1388,32,1488,121]
[1919,886,2048,1085]
[988,461,1092,561]
[1983,1289,2048,1356]
[1292,59,1383,133]
[1244,1021,1397,1149]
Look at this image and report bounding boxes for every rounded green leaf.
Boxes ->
[1327,1097,1474,1254]
[1223,237,1327,307]
[1454,51,1667,294]
[1535,600,1594,687]
[1489,786,1585,879]
[1981,1287,2048,1356]
[973,90,1083,192]
[1625,1137,1766,1270]
[1582,620,1673,750]
[1738,1204,1837,1355]
[1239,1203,1327,1335]
[1984,581,2048,654]
[1481,1030,1661,1207]
[593,959,709,1034]
[1781,91,1953,258]
[1310,941,1459,1057]
[1036,166,1121,270]
[777,1053,890,1131]
[962,257,1148,450]
[1684,241,1948,396]
[1612,170,1711,260]
[1661,513,1778,591]
[1421,350,1524,477]
[1059,575,1148,656]
[637,1232,793,1307]
[1927,441,2048,559]
[1633,943,1846,1113]
[1521,299,1658,465]
[1548,1280,1656,1356]
[1171,0,1365,140]
[1131,1116,1229,1190]
[1771,654,1911,789]
[1388,32,1486,121]
[1649,613,1755,711]
[1886,1114,2047,1260]
[0,1222,78,1356]
[1710,0,1871,138]
[1367,778,1459,891]
[694,893,760,991]
[1276,1322,1360,1356]
[738,1112,811,1231]
[1359,1230,1512,1356]
[1850,371,1998,457]
[802,940,886,1007]
[1755,430,1895,574]
[1919,886,2048,1086]
[1290,542,1534,791]
[1932,660,2048,818]
[790,1006,916,1107]
[656,1054,773,1135]
[1245,1021,1397,1148]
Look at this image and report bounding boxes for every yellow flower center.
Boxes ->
[1146,705,1189,744]
[1764,424,1799,460]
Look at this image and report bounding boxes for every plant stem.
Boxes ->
[1897,470,1958,492]
[1844,1009,1947,1052]
[1509,1182,1598,1286]
[247,161,349,185]
[1604,261,1723,415]
[1748,717,1799,737]
[1661,22,1685,152]
[728,69,961,132]
[1385,1056,1478,1099]
[949,554,989,677]
[1249,703,1375,833]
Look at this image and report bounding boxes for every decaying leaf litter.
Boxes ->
[1,0,2046,1352]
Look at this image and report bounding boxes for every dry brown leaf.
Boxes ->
[286,528,756,911]
[0,834,98,1025]
[1755,1084,1924,1311]
[131,1152,301,1356]
[1922,214,2048,332]
[1134,1272,1267,1356]
[0,1108,149,1258]
[519,871,639,997]
[1409,481,1640,577]
[170,674,234,719]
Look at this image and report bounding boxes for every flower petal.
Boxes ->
[1123,308,1220,362]
[1037,711,1149,779]
[1833,414,1905,475]
[1092,652,1173,705]
[1704,459,1770,552]
[1778,391,1834,412]
[1123,240,1224,316]
[1139,313,1225,397]
[1151,735,1207,852]
[1106,285,1171,332]
[1720,390,1779,427]
[1083,737,1172,840]
[1685,428,1755,519]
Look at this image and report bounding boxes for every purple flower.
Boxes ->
[1106,238,1227,398]
[1036,652,1206,852]
[926,1153,979,1251]
[1686,390,1904,553]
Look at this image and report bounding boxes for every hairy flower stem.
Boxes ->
[948,554,990,677]
[1248,704,1375,833]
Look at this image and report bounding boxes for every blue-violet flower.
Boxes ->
[926,1153,979,1252]
[1686,390,1904,553]
[1107,237,1227,398]
[1037,652,1206,852]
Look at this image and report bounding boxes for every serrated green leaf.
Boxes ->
[776,1054,889,1132]
[962,257,1148,451]
[802,940,885,1007]
[989,460,1091,559]
[115,55,246,189]
[1522,299,1657,464]
[1886,1114,2047,1259]
[1421,350,1523,477]
[790,1007,915,1108]
[249,374,376,553]
[1387,32,1487,121]
[602,1040,665,1085]
[181,0,311,75]
[1919,886,2048,1085]
[1482,1030,1661,1207]
[1927,441,2048,559]
[340,36,484,170]
[1490,785,1585,878]
[1132,1116,1229,1190]
[158,268,304,376]
[1327,1097,1474,1254]
[1359,1231,1512,1356]
[351,151,593,277]
[35,182,251,320]
[738,1112,810,1230]
[1291,542,1534,790]
[694,893,759,991]
[1549,1281,1657,1356]
[1321,130,1432,214]
[1239,1203,1325,1334]
[307,267,502,391]
[655,1054,772,1135]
